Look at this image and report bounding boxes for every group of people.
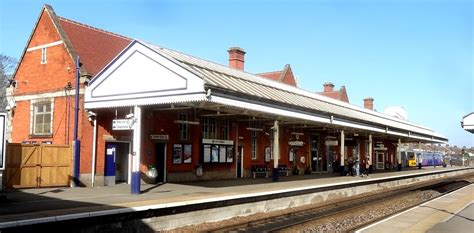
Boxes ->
[333,156,371,177]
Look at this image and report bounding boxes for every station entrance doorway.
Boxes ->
[375,151,385,170]
[312,136,331,172]
[104,142,131,185]
[155,143,166,183]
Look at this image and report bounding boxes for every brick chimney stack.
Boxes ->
[227,47,245,70]
[364,97,374,110]
[228,47,246,70]
[323,82,335,92]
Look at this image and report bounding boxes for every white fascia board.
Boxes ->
[209,95,331,124]
[386,130,409,138]
[331,118,386,133]
[85,41,205,107]
[85,93,207,109]
[407,134,445,143]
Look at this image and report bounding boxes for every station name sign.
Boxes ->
[325,140,338,146]
[288,140,304,147]
[112,119,134,130]
[150,134,169,140]
[202,139,234,145]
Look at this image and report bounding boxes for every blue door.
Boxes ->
[105,143,116,185]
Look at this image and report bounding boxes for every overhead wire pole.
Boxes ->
[72,56,81,187]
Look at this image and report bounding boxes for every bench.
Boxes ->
[278,170,289,176]
[251,165,270,178]
[252,171,269,178]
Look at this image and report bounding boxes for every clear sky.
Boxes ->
[1,0,473,147]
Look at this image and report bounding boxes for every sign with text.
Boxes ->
[288,140,304,147]
[112,119,134,130]
[0,113,6,170]
[202,138,234,145]
[325,140,339,146]
[150,134,169,140]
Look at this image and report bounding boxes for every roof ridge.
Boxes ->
[257,70,283,75]
[57,16,132,41]
[278,65,290,82]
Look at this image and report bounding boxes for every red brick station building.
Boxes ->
[8,5,447,188]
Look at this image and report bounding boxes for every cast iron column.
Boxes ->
[272,120,280,182]
[339,130,345,176]
[131,105,142,194]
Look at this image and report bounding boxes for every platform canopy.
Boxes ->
[461,113,474,134]
[85,40,448,144]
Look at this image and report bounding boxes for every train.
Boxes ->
[403,151,446,167]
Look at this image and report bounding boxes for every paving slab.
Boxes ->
[0,166,472,229]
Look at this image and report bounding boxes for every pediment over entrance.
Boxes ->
[85,41,205,108]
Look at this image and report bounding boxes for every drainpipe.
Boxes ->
[272,120,279,182]
[91,116,97,187]
[339,130,345,176]
[73,56,81,187]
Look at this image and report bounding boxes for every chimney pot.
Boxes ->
[364,97,374,110]
[228,47,246,70]
[323,82,335,92]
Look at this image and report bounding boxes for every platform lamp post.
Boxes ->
[72,56,81,187]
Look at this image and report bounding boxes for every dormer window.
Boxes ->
[41,47,47,64]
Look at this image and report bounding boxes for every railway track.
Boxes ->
[207,175,473,233]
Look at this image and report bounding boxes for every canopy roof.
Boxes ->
[85,40,447,143]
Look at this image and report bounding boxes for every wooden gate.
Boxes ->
[4,143,72,188]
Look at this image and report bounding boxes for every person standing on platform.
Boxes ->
[355,157,360,177]
[348,156,354,176]
[365,156,370,177]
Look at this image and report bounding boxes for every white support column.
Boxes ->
[397,138,402,171]
[91,116,98,187]
[131,105,142,194]
[273,120,280,181]
[418,141,422,168]
[369,134,372,169]
[340,130,345,175]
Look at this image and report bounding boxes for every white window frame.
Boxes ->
[41,47,47,64]
[251,130,257,160]
[178,113,188,140]
[202,117,209,138]
[221,120,229,140]
[30,98,54,136]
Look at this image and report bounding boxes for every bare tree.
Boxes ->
[0,54,18,112]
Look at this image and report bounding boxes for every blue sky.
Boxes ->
[0,0,472,147]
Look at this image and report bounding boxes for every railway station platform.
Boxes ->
[0,166,473,232]
[357,183,474,233]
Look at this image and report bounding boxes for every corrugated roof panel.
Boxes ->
[141,41,446,141]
